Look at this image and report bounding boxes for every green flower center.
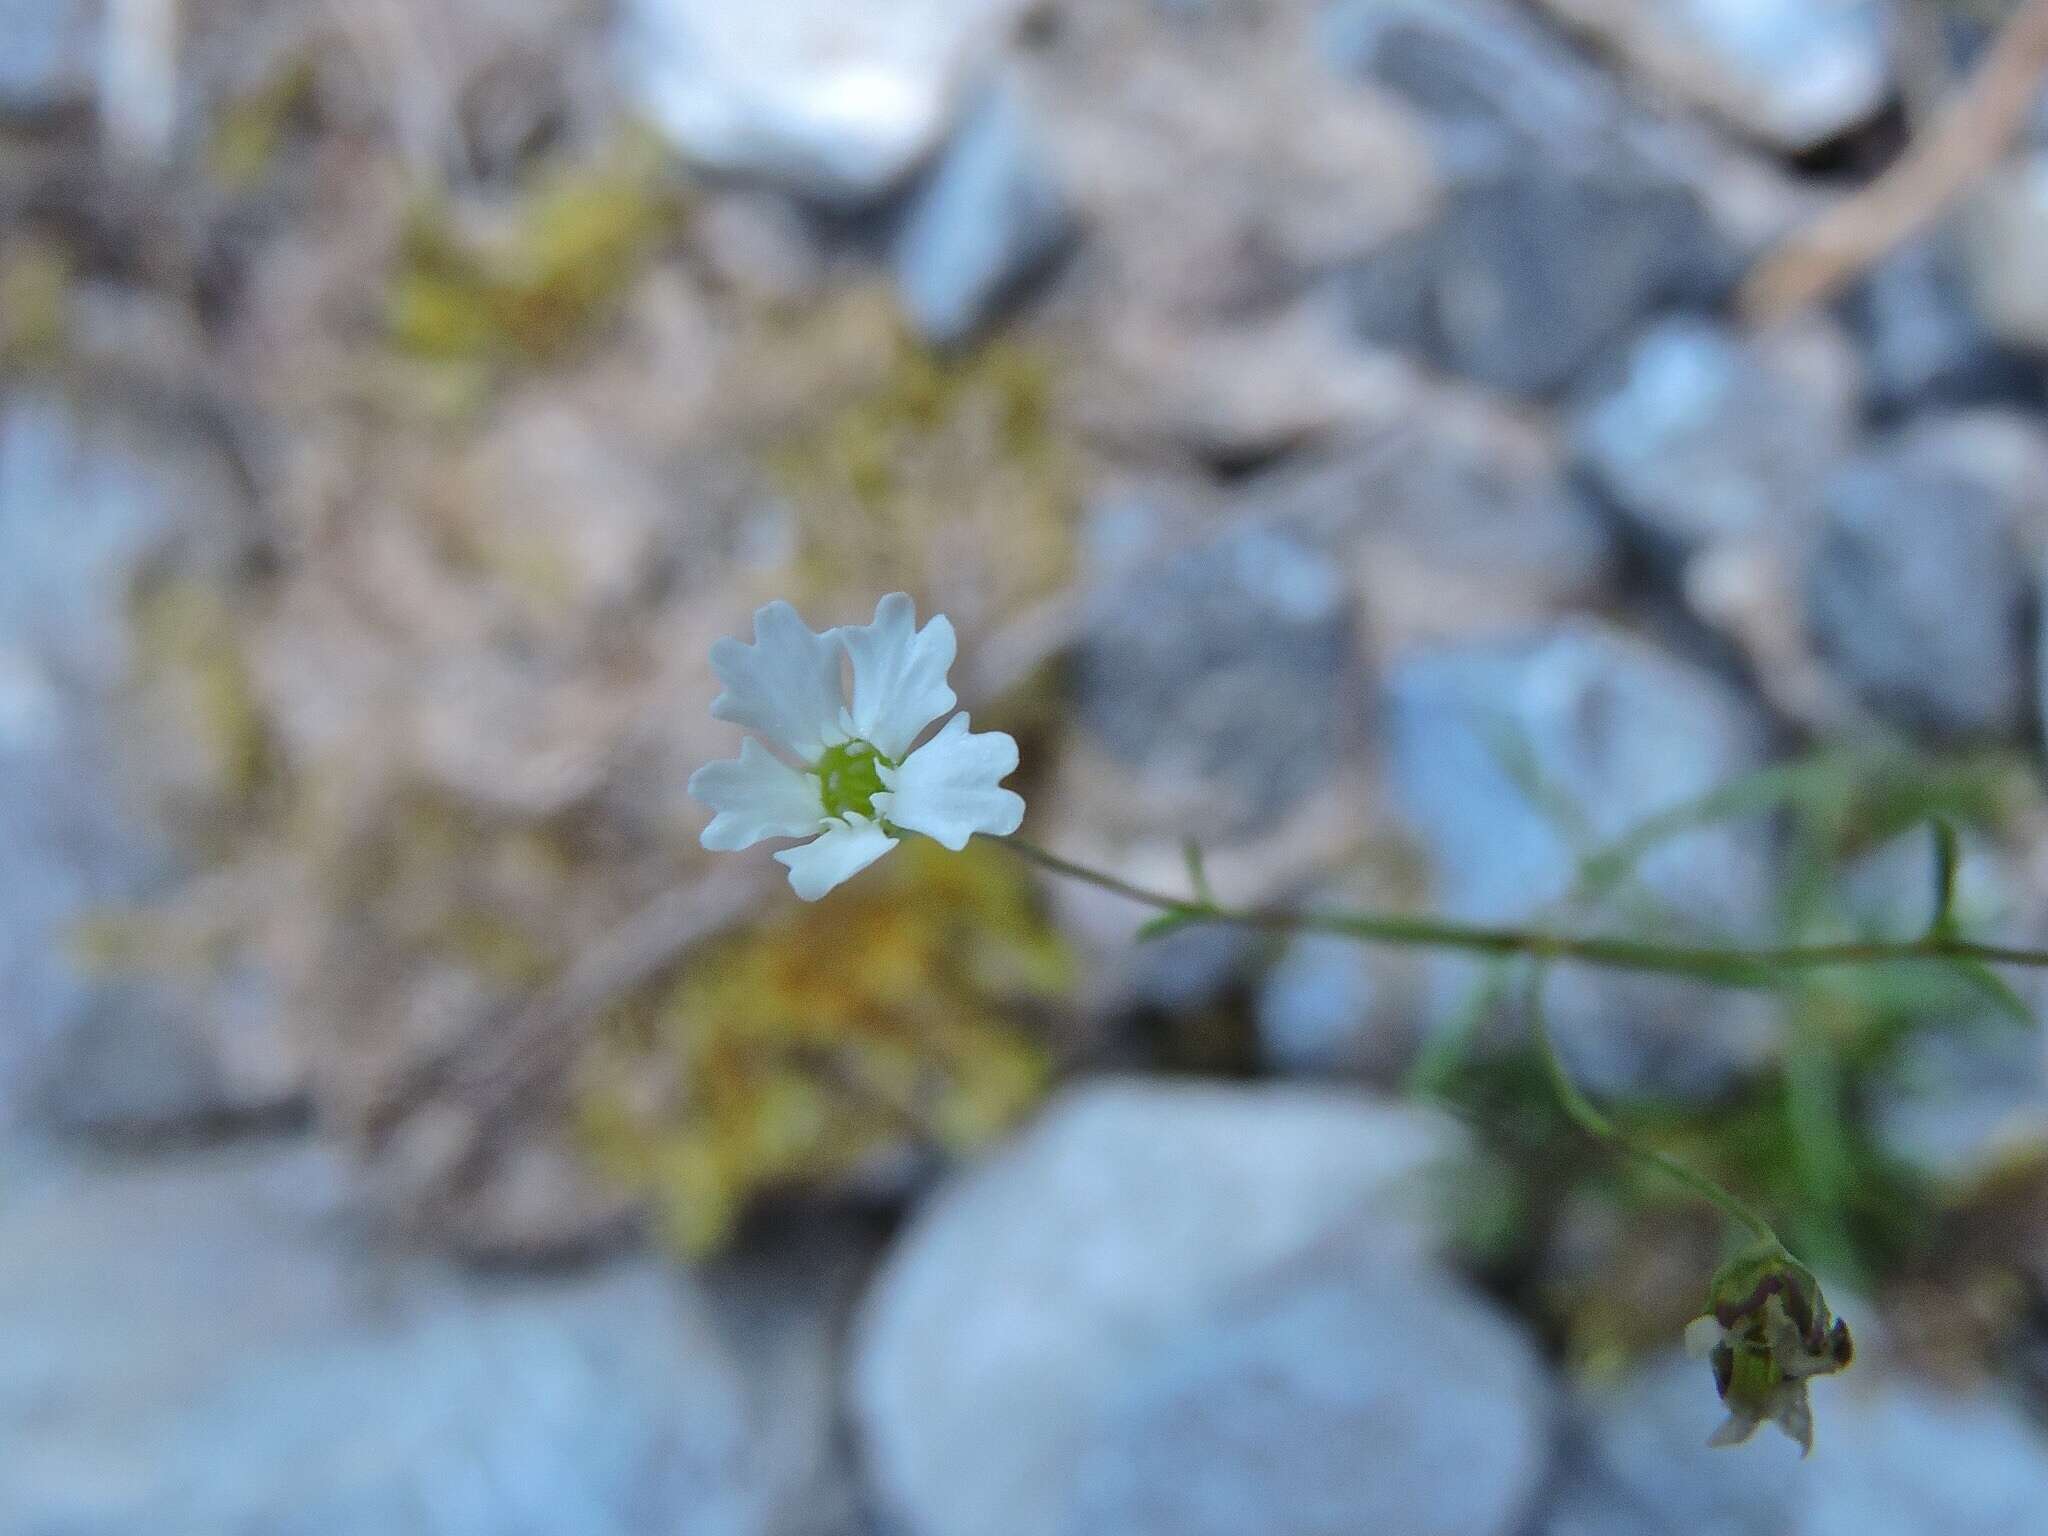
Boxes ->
[816,739,891,821]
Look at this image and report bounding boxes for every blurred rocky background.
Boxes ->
[7,0,2048,1530]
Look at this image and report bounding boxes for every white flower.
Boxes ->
[688,593,1026,900]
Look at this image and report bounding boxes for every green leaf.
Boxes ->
[1135,907,1205,943]
[1946,956,2035,1027]
[1478,711,1598,855]
[1575,751,1878,903]
[1926,817,1962,939]
[1180,837,1215,905]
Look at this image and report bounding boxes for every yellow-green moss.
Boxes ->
[321,787,580,985]
[756,292,1078,628]
[578,838,1070,1254]
[67,907,229,979]
[0,241,70,366]
[207,56,318,190]
[387,133,686,368]
[128,577,276,818]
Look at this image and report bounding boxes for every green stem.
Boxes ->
[1522,964,1786,1251]
[1002,838,2048,982]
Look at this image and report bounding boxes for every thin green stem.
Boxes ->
[1001,837,2048,982]
[1522,964,1786,1251]
[1004,835,1831,1250]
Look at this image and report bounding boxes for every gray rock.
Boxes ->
[0,1137,872,1536]
[1529,0,1891,153]
[1871,1023,2048,1185]
[1537,1351,1814,1536]
[1060,1261,1554,1536]
[1962,154,2048,353]
[1542,1353,2048,1536]
[1832,824,2048,1184]
[1319,0,1621,172]
[1248,383,1619,644]
[1382,623,1780,1100]
[893,82,1072,345]
[1344,160,1722,395]
[1833,819,2021,946]
[0,0,97,115]
[1803,1375,2048,1535]
[1324,0,1731,394]
[1851,236,2038,416]
[1572,318,1859,556]
[850,1079,1469,1536]
[620,0,1033,205]
[695,191,830,304]
[1256,930,1403,1078]
[0,386,295,1133]
[1072,500,1363,839]
[1806,422,2035,740]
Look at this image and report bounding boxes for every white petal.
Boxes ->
[878,712,1024,852]
[1706,1412,1760,1449]
[710,600,846,762]
[774,816,898,900]
[1683,1315,1727,1360]
[689,738,826,850]
[841,592,957,762]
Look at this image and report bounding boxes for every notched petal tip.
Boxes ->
[884,713,1026,851]
[871,591,915,625]
[841,592,960,763]
[706,601,845,762]
[689,739,824,851]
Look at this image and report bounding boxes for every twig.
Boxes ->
[452,863,774,1116]
[1740,0,2048,323]
[363,863,773,1165]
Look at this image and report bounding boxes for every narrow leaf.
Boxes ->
[1135,908,1204,943]
[1927,817,1962,939]
[1947,957,2034,1028]
[1180,837,1215,906]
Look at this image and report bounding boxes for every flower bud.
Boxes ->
[1686,1242,1853,1455]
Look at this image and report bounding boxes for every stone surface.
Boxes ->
[1250,381,1618,650]
[1070,495,1364,840]
[1256,929,1408,1079]
[892,80,1072,345]
[1805,419,2038,740]
[1382,623,1780,1100]
[1541,1353,2048,1536]
[1962,154,2048,353]
[0,0,97,115]
[1537,1350,1816,1536]
[1530,0,1891,153]
[1090,294,1409,468]
[1319,0,1623,171]
[619,0,1033,204]
[1803,1373,2048,1536]
[850,1079,1470,1536]
[1572,317,1859,556]
[0,386,293,1132]
[1059,1261,1554,1536]
[1040,0,1433,321]
[1343,160,1720,395]
[1847,825,2048,1184]
[0,1136,872,1535]
[1324,0,1730,394]
[1850,235,2038,416]
[1871,1024,2048,1186]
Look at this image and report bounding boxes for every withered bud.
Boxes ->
[1685,1242,1853,1455]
